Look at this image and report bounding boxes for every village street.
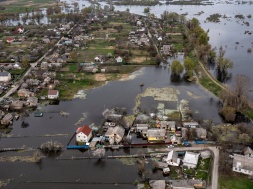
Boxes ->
[0,25,76,101]
[159,145,219,189]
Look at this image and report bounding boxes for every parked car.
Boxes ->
[167,145,174,148]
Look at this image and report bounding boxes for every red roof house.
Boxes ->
[47,90,59,99]
[76,125,92,143]
[6,38,14,43]
[15,26,25,34]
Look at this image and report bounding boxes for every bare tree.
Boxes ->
[220,75,250,111]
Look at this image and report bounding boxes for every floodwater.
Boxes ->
[6,1,253,95]
[1,66,222,188]
[2,1,253,188]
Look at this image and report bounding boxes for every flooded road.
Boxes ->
[1,66,222,188]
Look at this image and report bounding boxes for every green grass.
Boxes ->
[1,0,56,13]
[69,64,77,72]
[196,170,208,180]
[199,76,222,96]
[242,109,253,120]
[219,174,253,189]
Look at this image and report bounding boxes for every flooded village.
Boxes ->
[1,0,253,189]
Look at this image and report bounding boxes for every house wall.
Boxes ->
[0,75,11,82]
[76,132,92,143]
[184,162,197,169]
[233,167,253,175]
[48,92,59,99]
[148,136,165,142]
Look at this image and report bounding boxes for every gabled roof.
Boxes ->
[183,151,200,165]
[0,72,10,77]
[233,154,253,171]
[48,90,59,96]
[76,125,92,135]
[167,150,178,162]
[244,147,253,156]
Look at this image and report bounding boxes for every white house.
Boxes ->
[16,26,25,33]
[232,147,253,175]
[0,72,11,82]
[76,125,92,143]
[47,90,59,99]
[183,151,200,168]
[163,150,180,166]
[115,56,123,63]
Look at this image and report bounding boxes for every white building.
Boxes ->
[48,90,59,99]
[183,151,200,168]
[0,72,11,82]
[233,148,253,175]
[76,125,92,143]
[163,150,180,166]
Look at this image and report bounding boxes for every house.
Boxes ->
[0,72,11,82]
[94,55,104,62]
[183,151,200,168]
[16,26,25,34]
[42,38,50,44]
[182,121,199,128]
[147,129,166,143]
[136,124,149,138]
[48,90,59,99]
[26,97,38,107]
[243,146,253,157]
[162,45,172,56]
[196,128,207,139]
[149,180,166,189]
[1,113,13,126]
[200,150,211,159]
[115,56,123,63]
[170,135,181,145]
[6,37,15,43]
[163,150,180,166]
[233,153,253,175]
[160,121,176,131]
[10,100,24,110]
[76,125,92,143]
[169,179,205,189]
[104,126,125,145]
[17,89,34,98]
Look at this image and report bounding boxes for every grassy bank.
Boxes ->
[1,0,58,13]
[199,76,222,96]
[219,174,253,189]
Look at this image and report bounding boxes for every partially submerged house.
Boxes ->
[160,121,176,131]
[136,124,149,138]
[147,129,166,143]
[1,113,13,126]
[76,125,92,143]
[48,90,59,99]
[104,126,125,145]
[183,151,200,168]
[182,121,199,128]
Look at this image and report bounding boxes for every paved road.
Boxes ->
[158,145,219,189]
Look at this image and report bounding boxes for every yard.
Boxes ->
[183,157,211,180]
[219,174,253,189]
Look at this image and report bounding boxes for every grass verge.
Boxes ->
[219,173,253,189]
